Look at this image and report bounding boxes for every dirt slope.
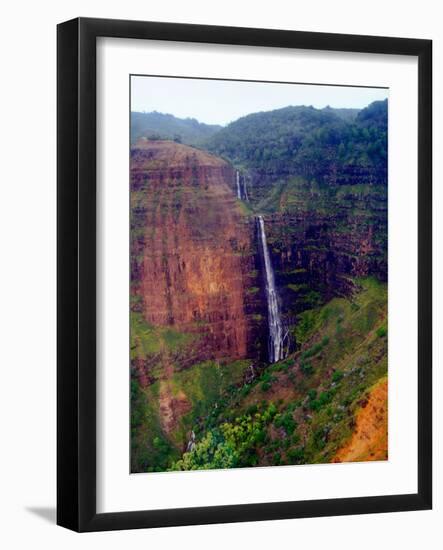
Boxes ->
[333,377,388,463]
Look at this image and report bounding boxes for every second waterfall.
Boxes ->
[257,215,287,363]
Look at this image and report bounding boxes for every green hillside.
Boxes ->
[131,111,222,146]
[171,278,387,470]
[206,101,387,190]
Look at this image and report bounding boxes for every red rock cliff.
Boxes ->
[131,139,258,362]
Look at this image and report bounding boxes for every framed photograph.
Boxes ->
[57,17,432,532]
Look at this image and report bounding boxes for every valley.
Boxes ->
[130,100,388,472]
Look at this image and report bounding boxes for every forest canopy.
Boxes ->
[206,100,387,185]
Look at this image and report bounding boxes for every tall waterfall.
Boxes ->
[257,215,286,363]
[236,170,242,199]
[235,170,249,201]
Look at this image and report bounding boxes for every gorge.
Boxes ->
[130,100,388,473]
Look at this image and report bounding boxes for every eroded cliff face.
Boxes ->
[131,140,262,382]
[240,173,387,327]
[268,208,386,321]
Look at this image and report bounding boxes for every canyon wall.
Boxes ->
[236,172,387,330]
[131,140,265,382]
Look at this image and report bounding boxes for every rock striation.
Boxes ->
[131,140,263,371]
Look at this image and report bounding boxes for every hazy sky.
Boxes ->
[131,75,388,126]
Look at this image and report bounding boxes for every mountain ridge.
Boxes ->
[131,111,222,146]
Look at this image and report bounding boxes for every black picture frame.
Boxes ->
[57,17,432,532]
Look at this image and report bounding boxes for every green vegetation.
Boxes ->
[170,359,249,440]
[131,312,193,361]
[131,379,178,472]
[131,111,221,146]
[162,278,387,471]
[332,370,344,383]
[131,356,250,472]
[171,402,278,470]
[295,308,323,344]
[300,361,313,376]
[206,101,387,188]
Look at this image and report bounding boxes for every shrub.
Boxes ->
[376,325,387,338]
[260,370,276,384]
[310,391,332,411]
[246,404,258,416]
[295,309,320,343]
[312,428,327,451]
[287,447,305,463]
[277,358,295,371]
[287,400,299,412]
[308,389,317,401]
[301,361,313,375]
[332,370,343,383]
[301,335,330,360]
[254,429,267,444]
[274,411,297,434]
[301,342,323,360]
[263,402,278,421]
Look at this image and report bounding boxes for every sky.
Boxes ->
[131,75,389,126]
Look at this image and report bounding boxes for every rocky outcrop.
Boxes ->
[131,140,264,371]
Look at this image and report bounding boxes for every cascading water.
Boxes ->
[235,170,250,202]
[236,170,242,199]
[257,215,286,363]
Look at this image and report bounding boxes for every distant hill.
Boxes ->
[205,101,387,186]
[131,111,222,146]
[355,99,388,130]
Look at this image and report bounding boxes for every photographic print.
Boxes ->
[130,76,388,474]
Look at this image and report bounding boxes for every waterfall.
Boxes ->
[235,170,250,202]
[236,170,242,199]
[257,215,286,363]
